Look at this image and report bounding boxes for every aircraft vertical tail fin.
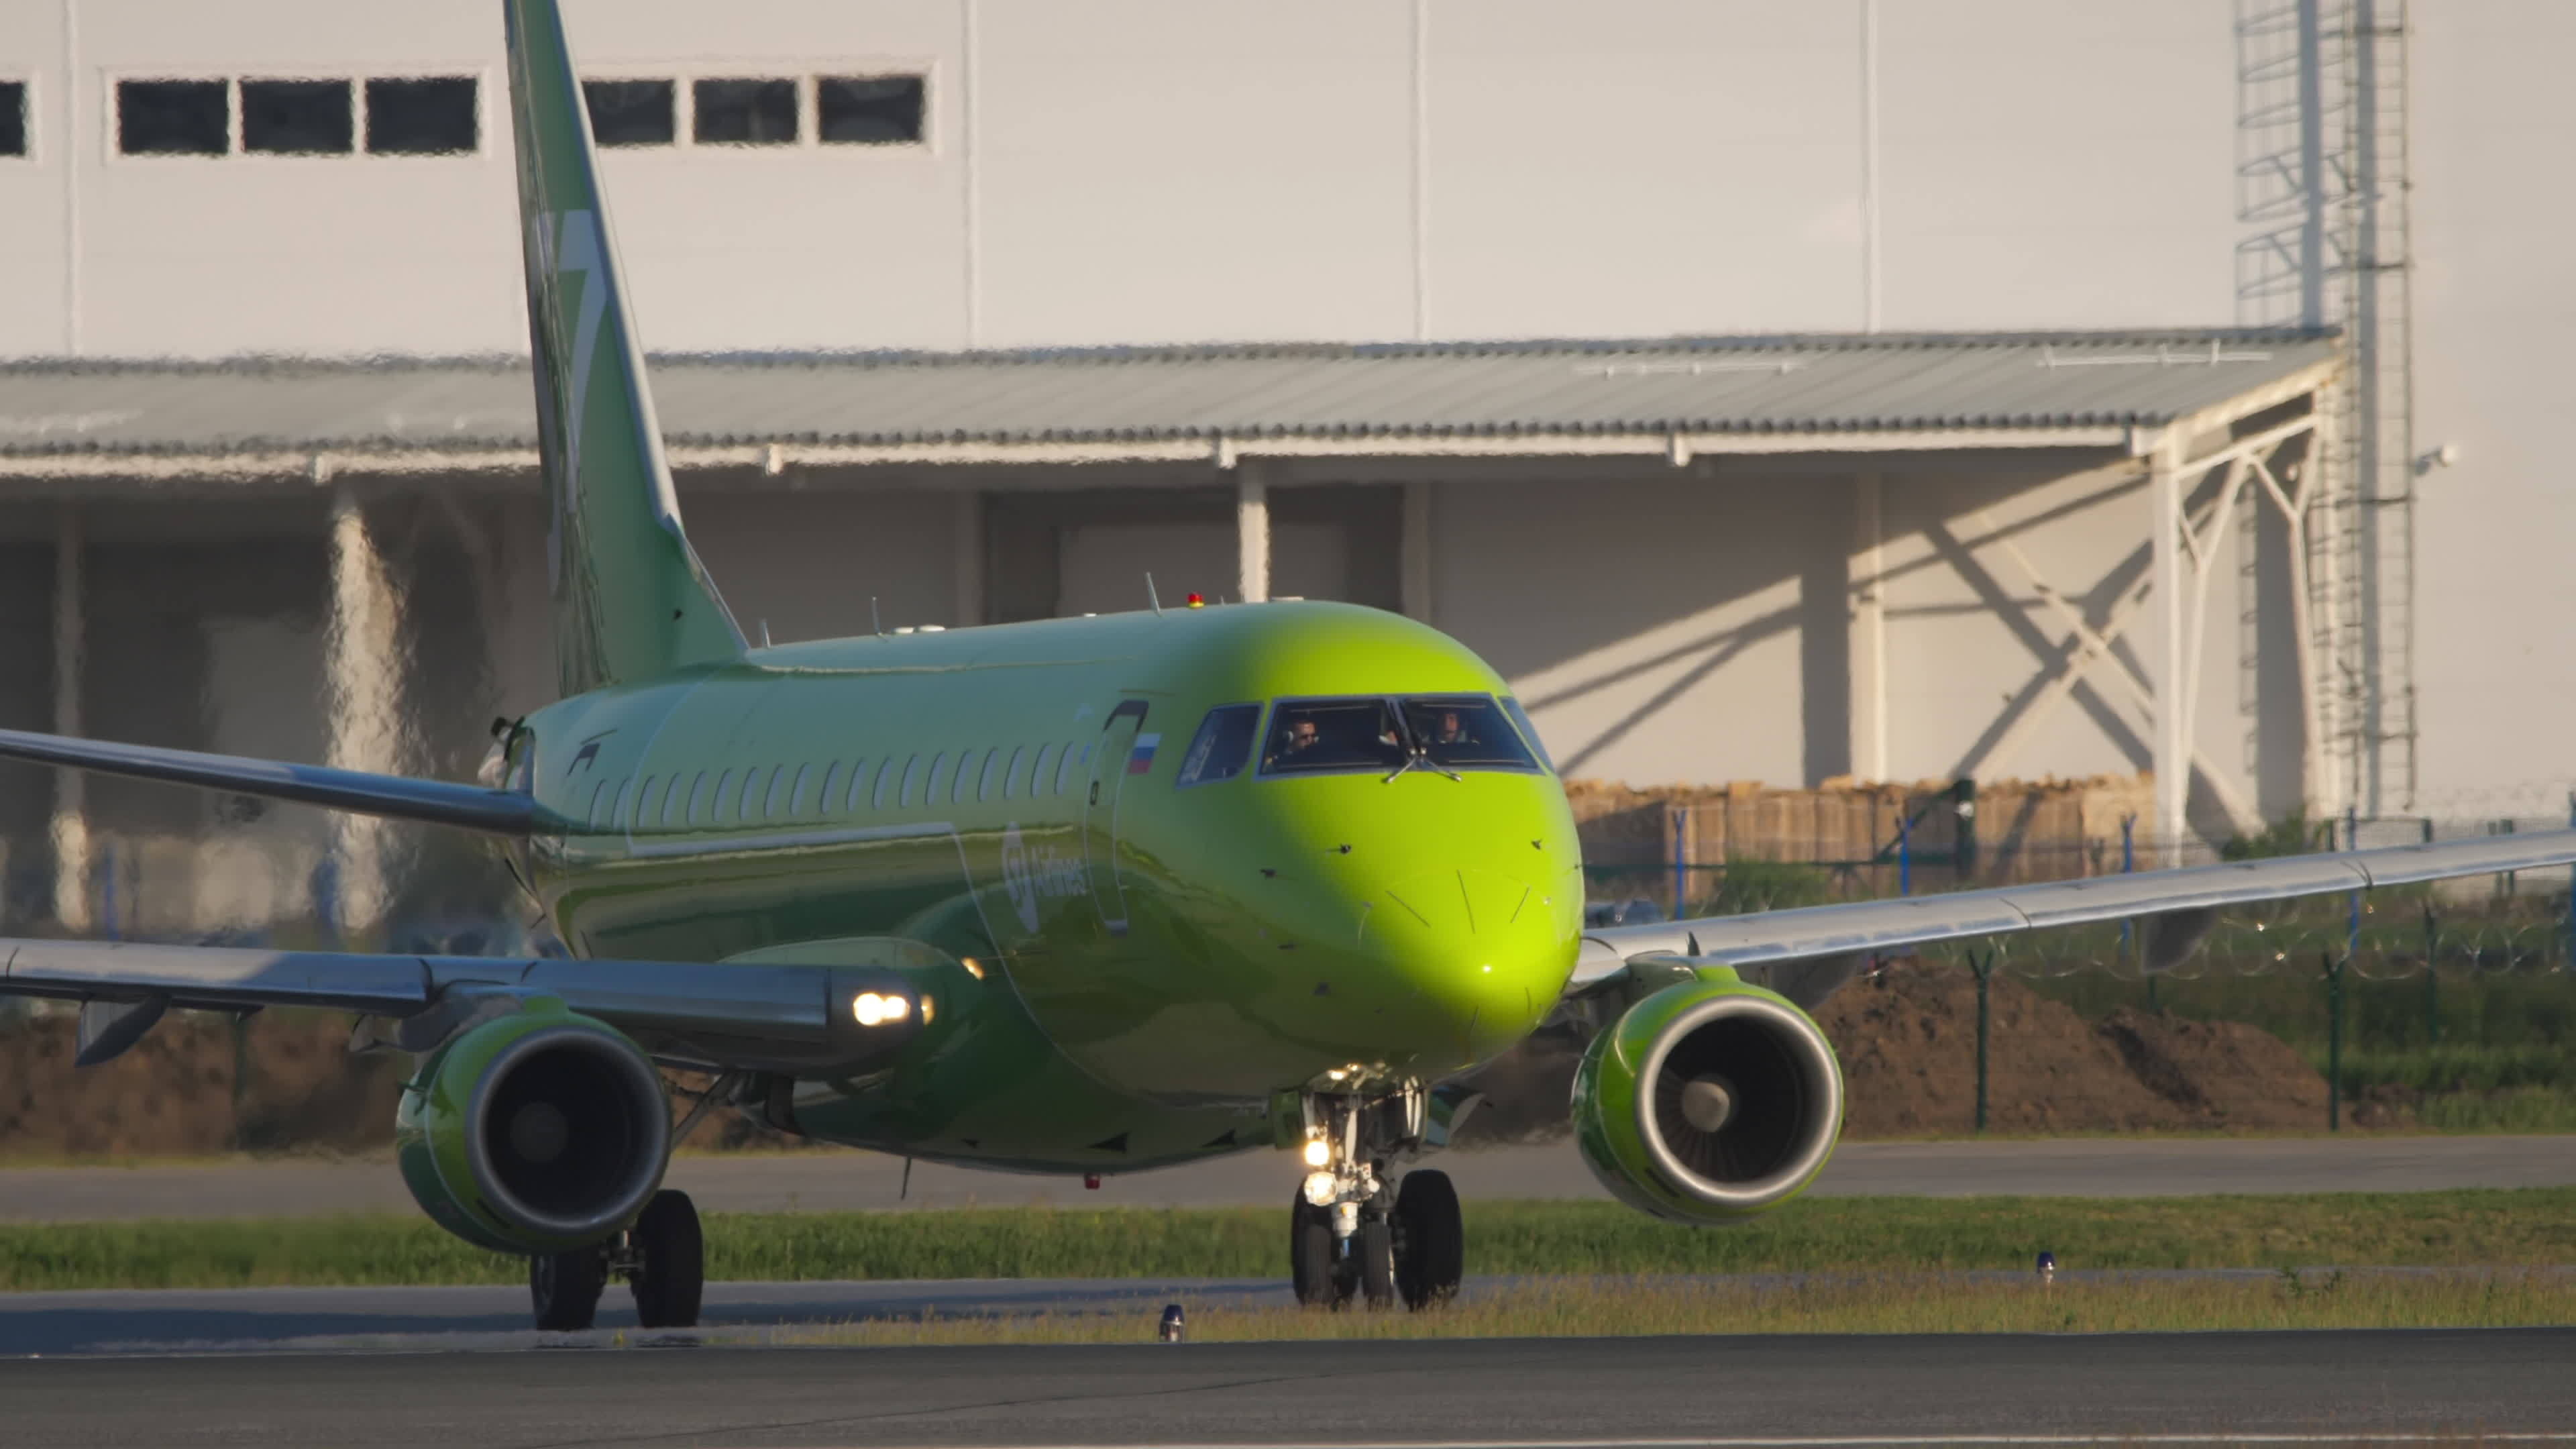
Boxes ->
[502,0,743,696]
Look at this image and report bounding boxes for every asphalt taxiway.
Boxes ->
[6,1328,2573,1447]
[7,1134,2572,1222]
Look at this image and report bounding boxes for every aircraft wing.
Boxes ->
[0,727,537,835]
[0,938,908,1073]
[1574,829,2576,1005]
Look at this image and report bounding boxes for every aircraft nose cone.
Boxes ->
[1360,868,1570,1067]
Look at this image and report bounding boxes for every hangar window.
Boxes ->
[584,78,674,146]
[814,761,841,816]
[612,777,635,830]
[588,780,610,829]
[849,759,874,812]
[734,766,763,822]
[711,769,737,823]
[1055,742,1083,796]
[924,753,952,808]
[978,747,1003,802]
[0,81,25,158]
[1004,746,1027,800]
[766,764,794,819]
[366,76,477,155]
[818,75,923,145]
[788,763,813,816]
[880,756,906,810]
[637,775,663,829]
[243,78,352,154]
[1030,743,1058,796]
[682,771,707,825]
[694,78,797,146]
[118,79,228,156]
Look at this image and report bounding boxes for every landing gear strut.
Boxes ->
[527,1187,706,1331]
[1287,1086,1462,1310]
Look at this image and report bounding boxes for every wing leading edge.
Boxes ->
[0,938,912,1074]
[1575,828,2576,991]
[0,727,539,835]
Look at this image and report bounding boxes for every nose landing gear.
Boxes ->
[1287,1085,1463,1310]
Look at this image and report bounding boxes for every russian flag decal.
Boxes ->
[1126,734,1161,775]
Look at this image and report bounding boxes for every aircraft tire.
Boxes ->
[629,1189,706,1329]
[1289,1194,1338,1307]
[1393,1169,1464,1310]
[1357,1215,1396,1310]
[530,1245,607,1332]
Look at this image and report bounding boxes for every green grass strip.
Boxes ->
[7,1191,2575,1293]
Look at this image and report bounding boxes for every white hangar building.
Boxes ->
[0,0,2566,934]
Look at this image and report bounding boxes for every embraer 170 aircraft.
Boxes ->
[2,0,2571,1332]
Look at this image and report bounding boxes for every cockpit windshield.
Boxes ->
[1258,695,1545,777]
[1398,696,1541,771]
[1260,698,1409,775]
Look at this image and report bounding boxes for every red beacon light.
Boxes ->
[1185,592,1205,608]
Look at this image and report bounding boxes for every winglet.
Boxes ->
[502,0,743,695]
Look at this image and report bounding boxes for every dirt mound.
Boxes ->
[0,1010,407,1157]
[0,1010,794,1159]
[1819,961,2332,1135]
[1,963,2346,1157]
[1457,959,2345,1142]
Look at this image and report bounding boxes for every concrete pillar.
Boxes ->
[1849,473,1888,782]
[1234,464,1271,604]
[50,502,87,932]
[1400,482,1434,623]
[2150,438,2188,865]
[325,483,405,937]
[952,490,984,627]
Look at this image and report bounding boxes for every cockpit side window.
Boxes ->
[1402,695,1541,773]
[1260,698,1409,775]
[1498,696,1554,774]
[1174,703,1260,788]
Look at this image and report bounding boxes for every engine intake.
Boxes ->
[396,1002,670,1253]
[1571,975,1842,1225]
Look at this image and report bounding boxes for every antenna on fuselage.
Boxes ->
[1145,573,1164,616]
[870,596,884,637]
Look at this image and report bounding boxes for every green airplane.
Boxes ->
[3,0,2572,1334]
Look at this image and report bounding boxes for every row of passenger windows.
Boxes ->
[584,740,1097,833]
[60,72,925,159]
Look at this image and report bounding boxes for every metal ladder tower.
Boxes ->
[2233,0,2418,818]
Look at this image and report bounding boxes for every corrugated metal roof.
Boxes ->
[0,331,2337,460]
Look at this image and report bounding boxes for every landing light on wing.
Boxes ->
[851,991,911,1026]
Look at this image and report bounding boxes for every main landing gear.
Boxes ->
[1288,1087,1464,1311]
[529,1187,706,1332]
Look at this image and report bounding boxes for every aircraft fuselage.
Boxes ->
[511,601,1585,1173]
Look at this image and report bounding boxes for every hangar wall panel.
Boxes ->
[0,4,68,355]
[1875,0,2239,330]
[973,0,1415,348]
[1421,0,1863,339]
[682,485,967,645]
[2406,1,2576,812]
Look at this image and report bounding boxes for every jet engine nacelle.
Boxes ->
[1570,975,1843,1226]
[394,1000,670,1254]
